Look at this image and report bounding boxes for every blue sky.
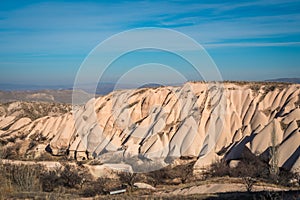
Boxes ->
[0,0,300,86]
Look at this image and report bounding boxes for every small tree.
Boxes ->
[242,177,256,192]
[118,171,138,188]
[171,161,195,183]
[40,168,61,192]
[60,164,83,188]
[269,125,279,182]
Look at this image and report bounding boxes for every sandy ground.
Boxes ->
[156,183,288,196]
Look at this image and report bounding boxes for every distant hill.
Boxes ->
[1,80,298,103]
[138,83,164,89]
[265,78,300,84]
[0,83,72,91]
[0,82,138,95]
[0,82,181,95]
[0,89,94,103]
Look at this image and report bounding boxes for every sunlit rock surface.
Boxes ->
[0,82,299,172]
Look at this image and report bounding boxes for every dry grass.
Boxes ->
[0,158,298,199]
[0,163,42,198]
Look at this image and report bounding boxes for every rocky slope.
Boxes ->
[0,82,299,172]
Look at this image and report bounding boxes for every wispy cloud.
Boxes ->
[204,41,300,48]
[0,0,299,83]
[214,0,300,12]
[0,0,299,52]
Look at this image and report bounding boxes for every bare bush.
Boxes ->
[1,144,21,159]
[264,85,276,92]
[277,170,299,187]
[143,161,195,186]
[242,177,256,192]
[60,164,83,188]
[296,172,300,186]
[1,163,42,192]
[204,160,230,178]
[40,164,84,192]
[205,149,269,180]
[206,148,298,188]
[118,171,138,188]
[269,126,279,182]
[40,169,61,192]
[170,161,195,183]
[81,177,108,197]
[146,167,168,186]
[249,84,261,91]
[0,159,12,198]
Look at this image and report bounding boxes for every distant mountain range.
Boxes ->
[0,78,298,99]
[0,83,173,103]
[0,89,95,104]
[0,83,73,91]
[0,82,123,95]
[265,78,300,84]
[0,82,179,95]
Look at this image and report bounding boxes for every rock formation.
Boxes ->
[0,82,299,172]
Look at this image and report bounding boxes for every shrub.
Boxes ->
[60,164,83,188]
[205,149,267,179]
[205,160,230,178]
[205,148,298,187]
[249,84,261,91]
[1,144,20,159]
[1,163,42,192]
[264,85,276,92]
[236,150,269,179]
[81,177,108,197]
[242,177,256,192]
[118,171,138,188]
[40,164,85,192]
[146,167,169,186]
[40,169,61,192]
[296,172,300,186]
[0,162,12,198]
[169,161,195,183]
[269,127,279,182]
[277,170,298,187]
[143,161,195,186]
